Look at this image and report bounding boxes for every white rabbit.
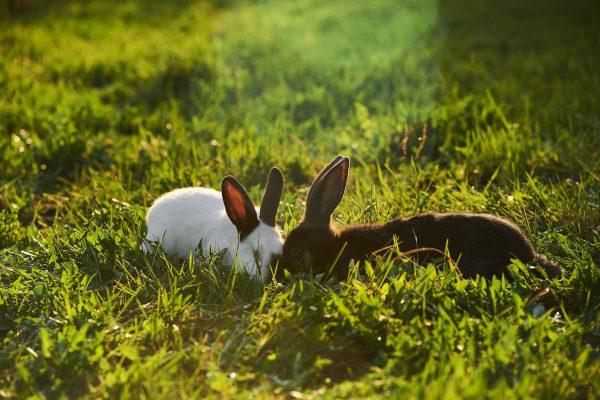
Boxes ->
[142,168,284,281]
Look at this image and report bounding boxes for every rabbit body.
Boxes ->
[383,213,539,278]
[285,212,560,279]
[145,188,226,259]
[143,169,285,281]
[282,156,562,280]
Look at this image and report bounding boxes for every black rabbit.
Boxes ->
[282,156,562,280]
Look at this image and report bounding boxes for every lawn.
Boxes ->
[1,0,599,398]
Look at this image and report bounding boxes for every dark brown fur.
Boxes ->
[282,156,563,280]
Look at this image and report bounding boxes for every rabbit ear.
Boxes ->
[304,156,350,227]
[306,155,343,207]
[260,167,284,227]
[222,176,260,238]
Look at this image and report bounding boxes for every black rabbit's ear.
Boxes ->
[304,157,350,227]
[260,167,284,227]
[222,176,260,238]
[306,155,343,207]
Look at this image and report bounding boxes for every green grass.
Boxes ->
[1,0,599,397]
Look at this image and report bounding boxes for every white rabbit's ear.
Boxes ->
[260,167,284,227]
[304,156,349,227]
[222,176,260,238]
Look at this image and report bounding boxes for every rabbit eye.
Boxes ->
[291,246,303,257]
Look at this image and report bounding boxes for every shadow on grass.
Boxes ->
[437,0,600,120]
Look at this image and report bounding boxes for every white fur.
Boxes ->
[142,187,283,281]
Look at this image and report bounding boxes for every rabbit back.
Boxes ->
[144,187,240,261]
[386,213,543,278]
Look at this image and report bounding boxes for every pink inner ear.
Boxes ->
[225,183,248,221]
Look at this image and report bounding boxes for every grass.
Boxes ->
[1,0,599,397]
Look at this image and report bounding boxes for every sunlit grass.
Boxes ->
[254,0,439,68]
[1,0,599,397]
